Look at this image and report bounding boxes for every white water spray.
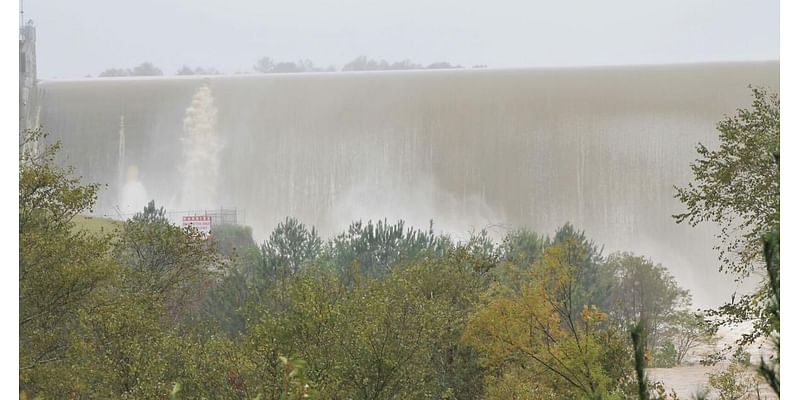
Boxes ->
[179,84,221,210]
[117,115,150,216]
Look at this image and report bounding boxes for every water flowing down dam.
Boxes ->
[37,62,779,307]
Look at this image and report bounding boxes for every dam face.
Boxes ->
[37,62,779,307]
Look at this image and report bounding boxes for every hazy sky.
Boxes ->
[25,0,779,78]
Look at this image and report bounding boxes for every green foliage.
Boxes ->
[202,265,251,336]
[465,237,634,399]
[19,130,238,398]
[99,62,163,77]
[21,130,706,398]
[325,219,451,280]
[669,310,716,365]
[731,347,751,367]
[177,65,220,75]
[212,223,259,259]
[492,223,610,310]
[629,323,680,400]
[279,356,317,399]
[202,223,261,335]
[257,217,322,282]
[674,87,779,278]
[114,200,223,322]
[552,224,610,314]
[631,322,648,400]
[19,129,116,391]
[706,362,761,400]
[253,57,322,73]
[652,342,677,368]
[674,87,779,345]
[498,227,546,266]
[758,228,779,396]
[604,253,691,363]
[238,251,488,399]
[63,204,233,398]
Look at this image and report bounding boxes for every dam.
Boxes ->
[37,62,779,307]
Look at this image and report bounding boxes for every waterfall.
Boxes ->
[36,62,779,308]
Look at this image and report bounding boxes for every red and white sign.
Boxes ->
[182,215,212,238]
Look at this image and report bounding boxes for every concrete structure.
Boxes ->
[19,19,38,132]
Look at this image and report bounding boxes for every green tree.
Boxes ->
[668,310,716,365]
[130,62,163,76]
[426,62,461,69]
[241,263,455,399]
[260,218,322,277]
[252,217,322,308]
[65,208,235,398]
[98,68,129,77]
[213,223,260,261]
[114,200,223,322]
[551,224,611,315]
[757,228,779,396]
[402,247,493,399]
[342,56,427,71]
[19,129,116,392]
[201,265,250,336]
[325,219,451,280]
[674,87,779,343]
[464,238,634,399]
[498,228,546,268]
[203,223,261,335]
[177,65,220,75]
[69,272,242,398]
[253,57,320,73]
[99,62,164,77]
[254,57,276,73]
[603,253,690,364]
[706,362,761,400]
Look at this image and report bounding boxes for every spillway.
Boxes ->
[37,62,779,307]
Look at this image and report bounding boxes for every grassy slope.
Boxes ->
[73,215,122,235]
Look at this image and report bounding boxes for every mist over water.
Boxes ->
[38,62,778,308]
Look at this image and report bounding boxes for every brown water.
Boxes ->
[37,62,779,308]
[649,323,776,399]
[649,364,776,400]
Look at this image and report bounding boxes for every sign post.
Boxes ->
[182,215,212,239]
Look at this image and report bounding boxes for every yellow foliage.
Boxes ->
[464,238,623,399]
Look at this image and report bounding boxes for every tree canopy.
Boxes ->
[99,62,164,77]
[22,122,761,398]
[674,87,780,345]
[674,87,779,279]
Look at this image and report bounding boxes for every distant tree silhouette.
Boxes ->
[343,56,465,71]
[254,57,323,73]
[98,68,129,77]
[129,62,163,76]
[99,62,163,77]
[426,62,461,69]
[177,65,220,75]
